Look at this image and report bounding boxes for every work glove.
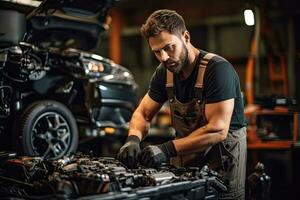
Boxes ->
[139,141,177,167]
[117,135,141,168]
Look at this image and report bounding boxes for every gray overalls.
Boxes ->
[167,52,247,200]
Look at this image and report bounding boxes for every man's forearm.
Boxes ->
[128,111,150,141]
[173,123,228,155]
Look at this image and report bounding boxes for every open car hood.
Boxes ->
[25,0,119,51]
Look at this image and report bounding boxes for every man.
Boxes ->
[117,9,247,199]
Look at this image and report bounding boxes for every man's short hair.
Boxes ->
[141,9,187,39]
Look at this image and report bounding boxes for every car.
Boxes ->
[0,0,138,159]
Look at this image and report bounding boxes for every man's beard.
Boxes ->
[163,45,189,74]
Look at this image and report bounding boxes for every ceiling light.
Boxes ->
[244,9,255,26]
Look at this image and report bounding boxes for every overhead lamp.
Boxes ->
[244,9,255,26]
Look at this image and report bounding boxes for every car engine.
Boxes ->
[0,152,226,199]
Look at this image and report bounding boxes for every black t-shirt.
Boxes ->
[148,50,245,130]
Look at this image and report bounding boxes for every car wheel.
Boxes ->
[13,100,78,159]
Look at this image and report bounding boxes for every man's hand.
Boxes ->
[117,135,141,168]
[139,141,177,167]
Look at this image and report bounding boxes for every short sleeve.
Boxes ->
[148,65,168,104]
[204,61,238,103]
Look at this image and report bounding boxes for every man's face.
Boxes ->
[149,31,188,74]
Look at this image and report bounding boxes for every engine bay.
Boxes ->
[0,152,226,199]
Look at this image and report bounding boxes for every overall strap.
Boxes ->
[166,69,174,102]
[165,52,216,102]
[194,52,216,102]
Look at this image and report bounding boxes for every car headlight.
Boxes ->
[104,64,137,86]
[82,60,105,77]
[87,62,105,73]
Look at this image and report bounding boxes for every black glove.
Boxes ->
[139,141,177,167]
[117,135,141,168]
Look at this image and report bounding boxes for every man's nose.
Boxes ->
[160,50,169,62]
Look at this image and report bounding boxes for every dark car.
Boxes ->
[0,0,138,159]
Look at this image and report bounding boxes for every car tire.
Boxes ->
[13,100,78,159]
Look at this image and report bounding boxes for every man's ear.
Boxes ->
[183,30,190,43]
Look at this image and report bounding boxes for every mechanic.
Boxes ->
[117,9,247,199]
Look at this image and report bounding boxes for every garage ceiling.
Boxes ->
[115,0,300,27]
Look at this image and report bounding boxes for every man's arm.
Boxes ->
[173,98,234,155]
[128,93,163,140]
